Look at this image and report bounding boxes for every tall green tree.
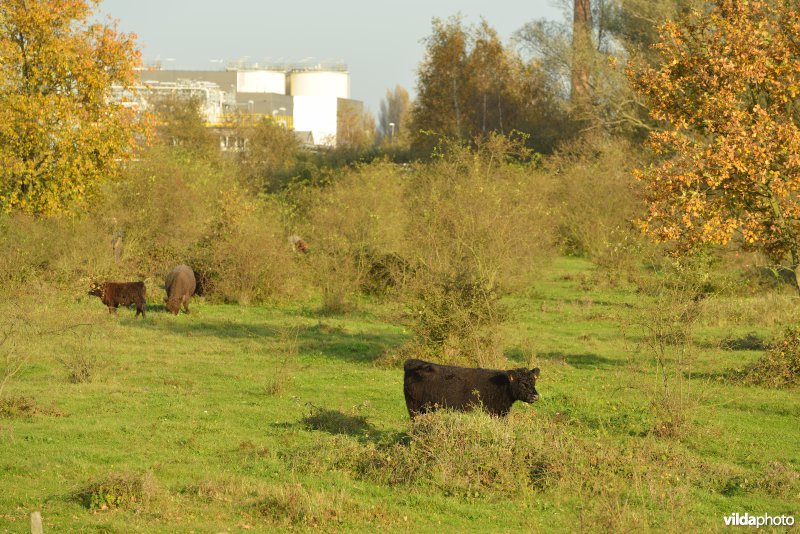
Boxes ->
[237,118,298,193]
[149,95,217,153]
[0,0,147,215]
[411,16,468,156]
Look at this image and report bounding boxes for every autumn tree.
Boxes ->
[631,0,800,291]
[377,85,411,147]
[411,17,559,156]
[336,99,376,151]
[411,16,468,155]
[0,0,147,215]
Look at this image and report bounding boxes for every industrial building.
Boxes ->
[129,64,361,148]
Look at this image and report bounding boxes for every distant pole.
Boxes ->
[30,511,43,534]
[389,122,395,144]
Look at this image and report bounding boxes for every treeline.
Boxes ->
[335,1,706,157]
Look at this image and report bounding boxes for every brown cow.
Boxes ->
[164,265,197,315]
[288,235,309,254]
[88,281,146,318]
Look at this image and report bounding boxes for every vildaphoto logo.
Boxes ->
[723,513,795,528]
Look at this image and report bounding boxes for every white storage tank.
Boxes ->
[288,69,349,99]
[237,70,286,94]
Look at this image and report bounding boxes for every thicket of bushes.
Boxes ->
[0,133,560,364]
[2,131,799,384]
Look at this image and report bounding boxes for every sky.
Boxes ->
[98,0,566,117]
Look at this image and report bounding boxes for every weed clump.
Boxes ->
[302,405,375,438]
[76,471,158,511]
[720,332,768,351]
[740,328,800,388]
[351,410,551,498]
[59,352,100,384]
[0,396,62,418]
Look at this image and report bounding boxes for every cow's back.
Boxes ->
[92,281,146,317]
[165,265,196,296]
[165,265,197,314]
[104,281,146,305]
[403,359,515,417]
[404,359,475,415]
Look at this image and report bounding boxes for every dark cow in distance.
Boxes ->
[88,281,146,318]
[403,359,540,418]
[165,264,197,315]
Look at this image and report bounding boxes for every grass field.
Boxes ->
[1,256,798,532]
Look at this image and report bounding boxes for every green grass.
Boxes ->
[1,256,798,532]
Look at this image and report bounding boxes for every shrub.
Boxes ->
[409,271,507,366]
[299,162,410,312]
[548,135,648,271]
[0,213,111,294]
[741,328,800,389]
[350,410,551,498]
[59,352,100,384]
[0,396,62,418]
[76,471,158,511]
[190,189,296,304]
[236,117,300,193]
[631,255,711,438]
[403,135,555,364]
[301,406,373,437]
[96,146,219,279]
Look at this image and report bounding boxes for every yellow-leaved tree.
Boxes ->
[631,0,800,291]
[630,0,800,290]
[0,0,147,215]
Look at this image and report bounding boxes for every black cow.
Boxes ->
[403,359,540,418]
[88,281,146,318]
[164,264,197,315]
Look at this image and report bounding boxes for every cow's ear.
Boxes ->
[532,367,540,377]
[490,373,511,386]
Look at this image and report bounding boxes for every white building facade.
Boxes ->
[130,65,355,147]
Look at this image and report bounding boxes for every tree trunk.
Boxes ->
[572,0,593,107]
[791,251,800,296]
[452,77,461,139]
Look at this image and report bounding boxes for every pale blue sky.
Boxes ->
[99,0,565,116]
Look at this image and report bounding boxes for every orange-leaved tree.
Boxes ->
[0,0,148,215]
[630,0,800,290]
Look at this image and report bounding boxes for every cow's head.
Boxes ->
[88,282,104,297]
[508,367,540,403]
[166,297,181,315]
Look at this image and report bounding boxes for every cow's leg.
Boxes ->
[182,296,190,314]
